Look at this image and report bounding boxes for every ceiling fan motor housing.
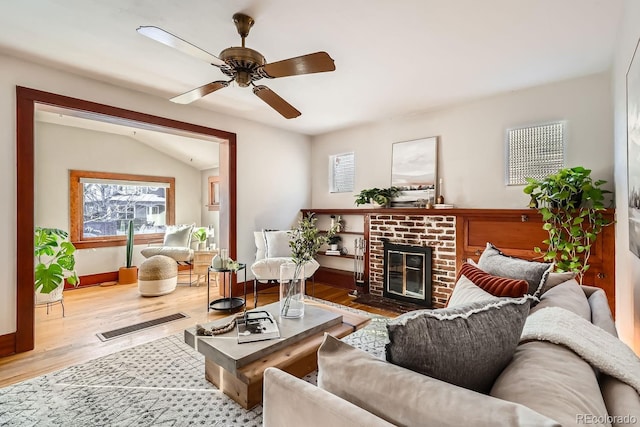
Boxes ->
[219,46,266,87]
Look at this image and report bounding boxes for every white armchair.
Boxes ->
[140,224,195,262]
[251,230,319,307]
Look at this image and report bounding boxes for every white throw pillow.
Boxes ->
[163,224,194,247]
[265,230,292,258]
[254,231,267,260]
[448,274,500,307]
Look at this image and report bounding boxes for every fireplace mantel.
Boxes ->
[301,208,616,312]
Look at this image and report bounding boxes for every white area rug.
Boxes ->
[0,300,390,426]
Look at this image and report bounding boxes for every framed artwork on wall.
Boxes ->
[628,37,640,258]
[391,136,438,207]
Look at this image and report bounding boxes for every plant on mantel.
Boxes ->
[354,187,402,208]
[523,166,612,282]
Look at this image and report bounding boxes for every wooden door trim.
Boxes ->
[14,86,237,355]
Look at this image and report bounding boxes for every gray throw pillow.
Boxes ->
[478,243,553,296]
[386,297,531,394]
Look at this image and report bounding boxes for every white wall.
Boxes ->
[35,122,203,276]
[201,167,220,248]
[0,53,311,335]
[612,0,640,351]
[311,73,613,209]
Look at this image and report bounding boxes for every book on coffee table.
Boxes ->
[236,310,280,343]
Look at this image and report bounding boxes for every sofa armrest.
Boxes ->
[601,375,640,426]
[263,367,393,427]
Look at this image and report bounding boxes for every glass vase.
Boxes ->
[279,262,305,318]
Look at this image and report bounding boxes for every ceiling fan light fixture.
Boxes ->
[235,70,251,87]
[138,12,335,118]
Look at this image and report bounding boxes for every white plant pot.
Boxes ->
[35,285,64,305]
[330,244,339,251]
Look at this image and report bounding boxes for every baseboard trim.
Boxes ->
[314,267,356,290]
[65,271,119,289]
[0,332,16,357]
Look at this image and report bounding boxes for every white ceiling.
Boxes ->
[0,0,624,136]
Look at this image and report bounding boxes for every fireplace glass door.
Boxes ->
[383,242,432,308]
[387,251,425,299]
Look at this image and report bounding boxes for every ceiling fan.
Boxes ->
[137,13,336,119]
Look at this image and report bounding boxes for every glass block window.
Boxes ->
[329,152,355,193]
[507,122,565,185]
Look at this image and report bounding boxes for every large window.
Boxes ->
[70,170,175,248]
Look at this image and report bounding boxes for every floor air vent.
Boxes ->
[97,312,189,342]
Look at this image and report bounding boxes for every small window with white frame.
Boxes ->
[329,152,355,193]
[506,121,565,185]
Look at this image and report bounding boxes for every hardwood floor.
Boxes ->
[0,278,396,388]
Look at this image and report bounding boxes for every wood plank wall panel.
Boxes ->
[456,209,615,313]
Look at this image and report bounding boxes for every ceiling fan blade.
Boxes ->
[261,52,335,78]
[137,26,226,67]
[170,80,230,104]
[253,85,301,119]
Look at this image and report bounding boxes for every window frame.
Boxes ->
[208,175,220,211]
[69,170,175,249]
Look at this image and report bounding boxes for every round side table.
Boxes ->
[207,263,247,311]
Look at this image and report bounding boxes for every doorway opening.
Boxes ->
[13,86,237,355]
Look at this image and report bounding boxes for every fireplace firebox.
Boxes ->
[383,241,432,308]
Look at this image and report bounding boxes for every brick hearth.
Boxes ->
[369,214,456,308]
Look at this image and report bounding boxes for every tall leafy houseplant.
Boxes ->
[34,227,79,295]
[523,166,611,281]
[281,213,340,317]
[119,220,138,284]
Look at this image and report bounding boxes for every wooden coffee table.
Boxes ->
[184,300,370,409]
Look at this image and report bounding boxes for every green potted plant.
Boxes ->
[34,227,79,304]
[354,186,402,208]
[192,227,208,250]
[118,220,138,284]
[281,213,340,318]
[328,235,342,251]
[523,166,612,281]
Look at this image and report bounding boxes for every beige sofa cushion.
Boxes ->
[263,367,394,427]
[318,334,560,427]
[530,279,591,320]
[601,375,640,426]
[491,340,610,426]
[540,271,576,294]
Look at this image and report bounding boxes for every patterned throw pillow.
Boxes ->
[386,297,532,394]
[478,243,553,296]
[457,263,529,298]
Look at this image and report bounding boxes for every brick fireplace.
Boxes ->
[369,214,456,308]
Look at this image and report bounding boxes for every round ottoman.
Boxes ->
[138,255,178,296]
